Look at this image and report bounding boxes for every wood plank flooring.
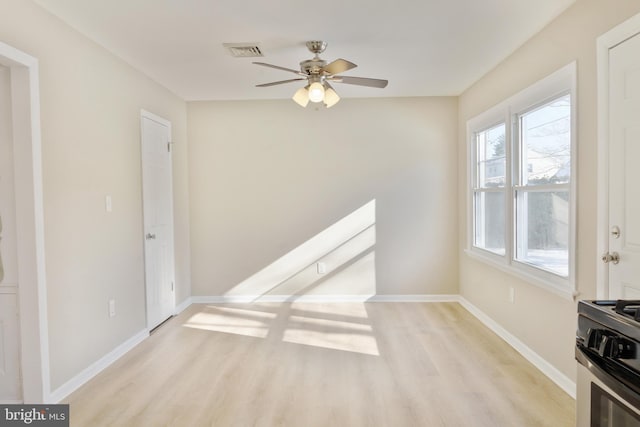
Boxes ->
[65,302,575,426]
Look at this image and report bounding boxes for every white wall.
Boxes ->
[458,0,640,382]
[0,1,190,391]
[188,97,458,298]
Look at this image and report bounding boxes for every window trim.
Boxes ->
[466,62,577,300]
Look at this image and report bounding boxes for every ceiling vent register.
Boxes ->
[224,43,263,58]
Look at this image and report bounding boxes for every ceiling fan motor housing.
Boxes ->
[300,58,327,76]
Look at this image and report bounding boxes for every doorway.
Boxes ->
[0,41,49,403]
[0,63,21,402]
[597,13,640,299]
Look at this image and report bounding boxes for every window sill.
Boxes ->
[464,248,578,301]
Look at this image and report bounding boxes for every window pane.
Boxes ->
[515,190,569,276]
[474,191,505,255]
[519,95,571,185]
[476,123,506,188]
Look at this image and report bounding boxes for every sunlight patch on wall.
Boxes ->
[224,200,377,299]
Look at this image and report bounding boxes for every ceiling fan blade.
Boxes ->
[331,75,388,88]
[253,62,304,76]
[256,78,306,87]
[322,58,357,75]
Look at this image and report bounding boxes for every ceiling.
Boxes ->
[33,0,576,102]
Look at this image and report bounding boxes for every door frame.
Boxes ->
[596,12,640,299]
[0,42,49,402]
[140,109,176,329]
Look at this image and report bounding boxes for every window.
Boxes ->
[468,63,576,295]
[515,95,571,277]
[473,123,506,255]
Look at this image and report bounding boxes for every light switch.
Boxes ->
[109,299,116,317]
[105,195,112,213]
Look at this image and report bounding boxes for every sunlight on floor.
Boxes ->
[283,315,380,356]
[182,302,380,356]
[183,306,276,338]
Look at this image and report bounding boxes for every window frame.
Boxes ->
[466,62,577,299]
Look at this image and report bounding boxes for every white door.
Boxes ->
[0,64,21,402]
[608,31,640,299]
[141,111,175,329]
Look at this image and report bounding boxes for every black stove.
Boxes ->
[576,300,640,409]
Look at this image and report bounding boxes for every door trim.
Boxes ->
[597,12,640,299]
[0,42,49,402]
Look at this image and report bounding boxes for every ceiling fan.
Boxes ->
[253,41,388,108]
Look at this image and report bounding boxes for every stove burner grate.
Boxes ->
[615,300,640,322]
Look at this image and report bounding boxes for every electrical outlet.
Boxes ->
[317,262,327,274]
[509,287,515,304]
[109,299,116,317]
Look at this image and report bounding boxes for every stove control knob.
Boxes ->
[586,328,602,349]
[598,335,615,357]
[597,335,636,359]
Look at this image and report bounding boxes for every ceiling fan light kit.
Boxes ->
[323,83,340,108]
[254,41,388,108]
[292,86,310,107]
[308,82,325,103]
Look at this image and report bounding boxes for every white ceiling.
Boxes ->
[33,0,576,101]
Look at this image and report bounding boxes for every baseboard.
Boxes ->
[175,297,193,314]
[48,329,149,403]
[191,294,461,303]
[192,294,376,303]
[458,297,576,399]
[368,294,460,302]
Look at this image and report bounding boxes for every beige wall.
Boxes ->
[188,97,458,297]
[458,0,640,382]
[0,1,190,390]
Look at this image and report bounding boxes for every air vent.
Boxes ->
[223,43,264,58]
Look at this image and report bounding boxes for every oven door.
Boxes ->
[577,356,640,426]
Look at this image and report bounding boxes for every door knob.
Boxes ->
[601,252,620,264]
[146,233,156,240]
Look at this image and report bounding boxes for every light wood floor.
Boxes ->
[65,302,575,426]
